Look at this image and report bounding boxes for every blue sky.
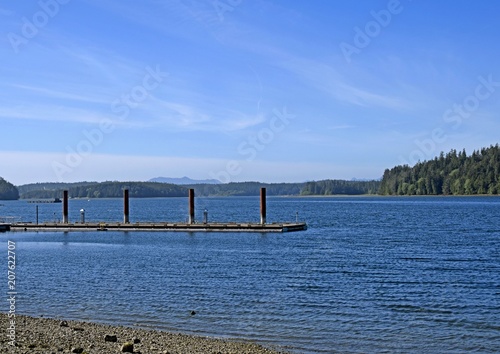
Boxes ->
[1,0,500,185]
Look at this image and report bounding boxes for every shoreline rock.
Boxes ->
[1,313,292,353]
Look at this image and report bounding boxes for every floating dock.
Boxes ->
[5,188,307,233]
[27,198,62,204]
[9,222,307,233]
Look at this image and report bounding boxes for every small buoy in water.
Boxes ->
[190,310,196,316]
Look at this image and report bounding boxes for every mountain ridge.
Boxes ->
[149,176,221,185]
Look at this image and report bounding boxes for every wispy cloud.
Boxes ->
[55,45,149,84]
[149,99,212,128]
[82,0,217,43]
[8,84,110,104]
[281,58,409,110]
[146,96,266,132]
[221,111,266,131]
[0,105,110,125]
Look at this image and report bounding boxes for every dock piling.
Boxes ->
[124,189,130,224]
[62,190,68,224]
[188,189,195,224]
[260,187,266,224]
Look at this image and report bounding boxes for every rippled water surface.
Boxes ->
[1,196,499,353]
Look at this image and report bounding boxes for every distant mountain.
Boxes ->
[149,176,221,185]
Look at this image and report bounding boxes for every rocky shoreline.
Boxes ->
[1,314,292,354]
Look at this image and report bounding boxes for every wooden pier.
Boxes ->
[9,221,307,233]
[4,187,307,234]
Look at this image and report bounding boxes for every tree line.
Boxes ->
[17,181,96,195]
[379,144,500,195]
[187,182,303,196]
[300,179,380,195]
[19,181,187,199]
[17,180,376,198]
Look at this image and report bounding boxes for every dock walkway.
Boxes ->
[9,222,307,233]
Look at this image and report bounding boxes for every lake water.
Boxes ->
[1,196,499,353]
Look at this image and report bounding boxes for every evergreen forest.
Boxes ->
[379,144,500,195]
[0,178,19,200]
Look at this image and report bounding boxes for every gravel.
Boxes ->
[1,314,292,354]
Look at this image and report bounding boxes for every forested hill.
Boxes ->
[187,182,303,196]
[300,179,380,195]
[18,182,97,196]
[0,177,19,200]
[19,182,187,199]
[187,181,381,196]
[379,144,500,195]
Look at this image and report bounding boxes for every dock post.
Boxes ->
[188,189,195,224]
[124,189,130,224]
[260,187,266,224]
[203,209,208,224]
[62,190,68,224]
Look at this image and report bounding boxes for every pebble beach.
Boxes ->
[1,314,291,354]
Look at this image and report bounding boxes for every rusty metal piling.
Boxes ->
[124,189,130,223]
[188,189,195,224]
[62,190,69,224]
[260,187,266,224]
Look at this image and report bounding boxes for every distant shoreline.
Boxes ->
[10,193,500,201]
